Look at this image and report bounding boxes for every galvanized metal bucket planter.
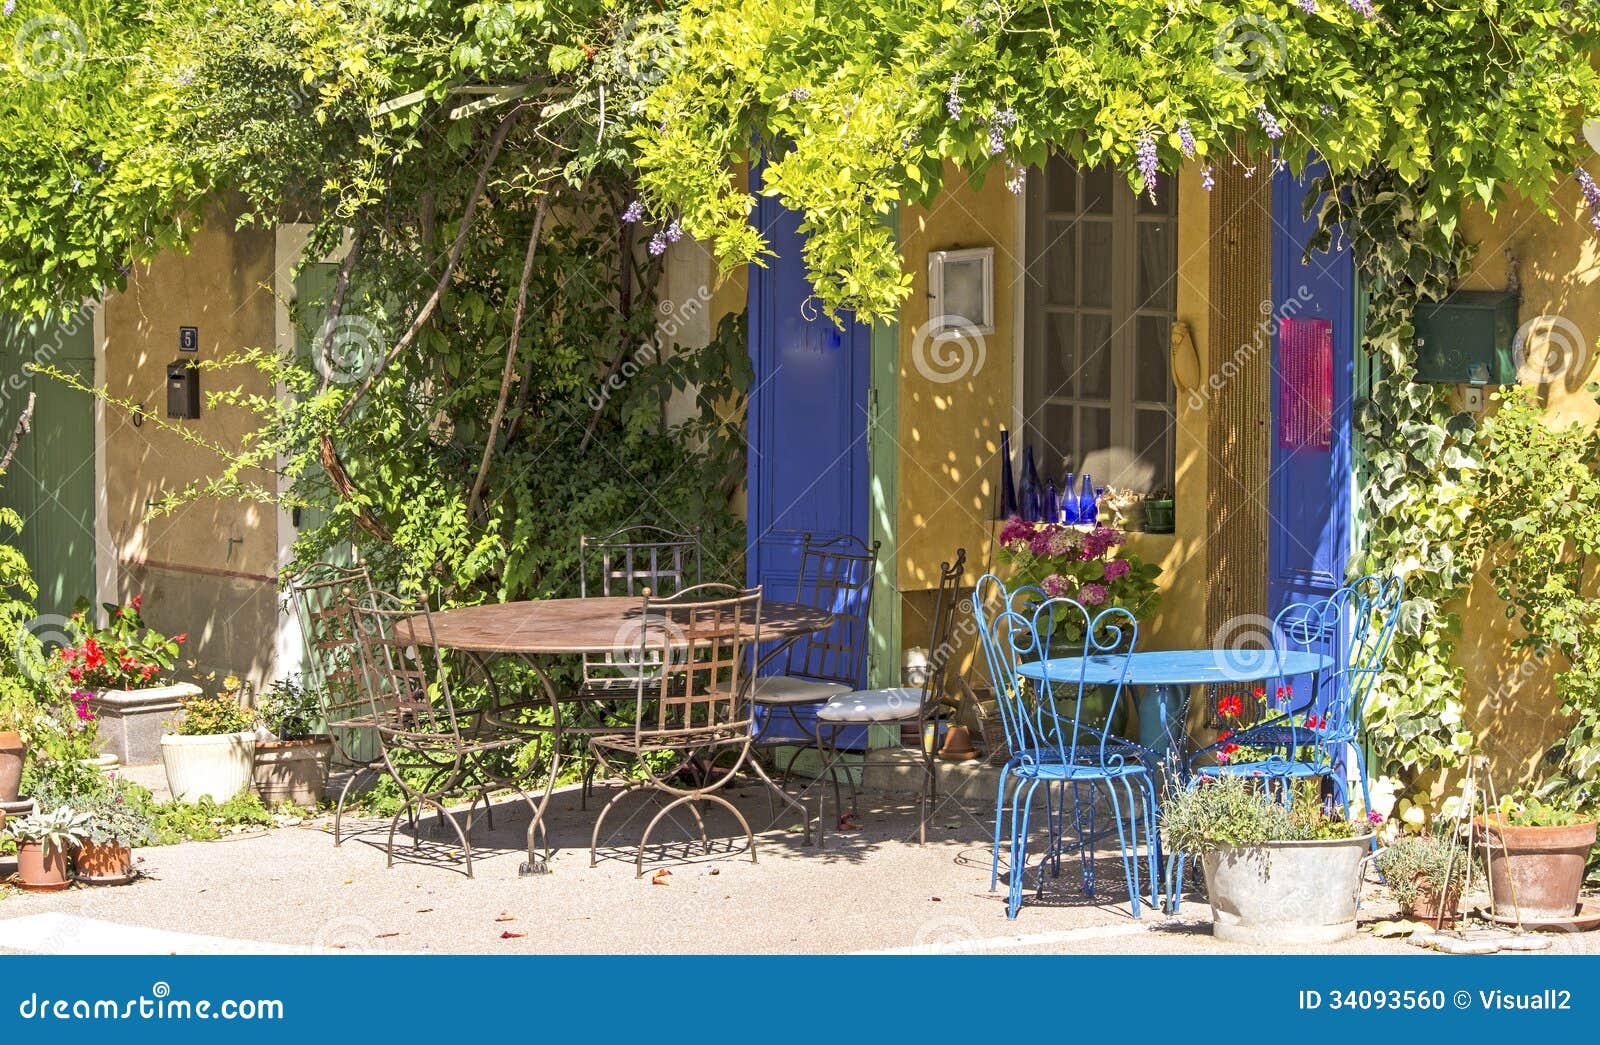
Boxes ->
[1201,832,1374,945]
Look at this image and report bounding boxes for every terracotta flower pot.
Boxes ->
[75,841,134,884]
[0,730,25,803]
[1400,877,1464,927]
[14,840,71,889]
[1478,816,1598,920]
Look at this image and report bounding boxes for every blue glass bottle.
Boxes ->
[1077,473,1097,525]
[1020,446,1041,522]
[1060,471,1079,524]
[998,428,1018,518]
[1043,480,1059,524]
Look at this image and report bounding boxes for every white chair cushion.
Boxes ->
[816,687,923,723]
[752,675,852,705]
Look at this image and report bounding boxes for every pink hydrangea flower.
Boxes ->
[1078,583,1108,606]
[1103,558,1131,581]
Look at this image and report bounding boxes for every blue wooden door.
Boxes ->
[745,192,872,680]
[1267,165,1354,669]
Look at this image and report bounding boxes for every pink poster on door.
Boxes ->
[1278,317,1333,452]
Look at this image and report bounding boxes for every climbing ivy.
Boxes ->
[1312,169,1479,805]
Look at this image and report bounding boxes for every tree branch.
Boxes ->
[337,105,524,423]
[0,392,36,473]
[469,195,548,518]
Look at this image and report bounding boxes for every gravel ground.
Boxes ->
[0,781,1426,955]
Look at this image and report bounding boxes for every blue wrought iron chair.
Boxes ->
[974,573,1161,919]
[1186,573,1404,816]
[1167,574,1404,911]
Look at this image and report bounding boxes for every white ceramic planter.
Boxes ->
[160,731,257,804]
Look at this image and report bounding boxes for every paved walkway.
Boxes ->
[0,782,1419,955]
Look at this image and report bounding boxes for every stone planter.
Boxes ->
[1479,816,1598,920]
[160,731,256,804]
[0,730,24,802]
[1200,832,1374,945]
[253,736,333,808]
[90,683,202,766]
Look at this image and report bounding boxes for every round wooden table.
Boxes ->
[396,595,836,870]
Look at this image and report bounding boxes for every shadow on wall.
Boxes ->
[123,562,277,699]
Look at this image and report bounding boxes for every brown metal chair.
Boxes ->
[286,563,382,845]
[587,583,763,876]
[350,591,538,878]
[814,549,967,846]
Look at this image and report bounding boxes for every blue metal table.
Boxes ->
[1016,649,1333,758]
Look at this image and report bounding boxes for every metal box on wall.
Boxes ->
[1412,290,1518,384]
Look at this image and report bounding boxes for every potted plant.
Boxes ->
[51,596,198,766]
[0,689,33,806]
[252,678,333,808]
[1476,796,1597,921]
[75,776,153,885]
[1163,775,1377,944]
[1377,832,1469,926]
[160,680,257,804]
[1142,488,1175,534]
[7,805,90,890]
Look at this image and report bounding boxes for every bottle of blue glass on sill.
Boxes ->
[1043,480,1059,524]
[1020,445,1041,521]
[998,427,1018,518]
[1077,473,1097,525]
[1059,472,1078,524]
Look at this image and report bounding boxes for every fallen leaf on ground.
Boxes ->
[415,908,433,914]
[376,932,401,939]
[651,870,671,886]
[494,914,517,922]
[500,931,527,939]
[838,813,862,831]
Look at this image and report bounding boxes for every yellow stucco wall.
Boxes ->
[893,163,1213,653]
[1453,180,1600,784]
[102,208,282,686]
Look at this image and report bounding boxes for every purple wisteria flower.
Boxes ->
[1201,165,1216,191]
[1577,169,1600,233]
[987,108,1017,156]
[964,14,983,32]
[1344,0,1375,16]
[946,74,964,120]
[1177,119,1196,159]
[665,219,683,244]
[621,199,644,224]
[1255,105,1284,140]
[788,87,811,101]
[1006,164,1026,195]
[648,233,668,256]
[1298,0,1317,12]
[1136,130,1159,202]
[2,2,14,17]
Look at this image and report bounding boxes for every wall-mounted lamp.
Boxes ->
[927,247,995,334]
